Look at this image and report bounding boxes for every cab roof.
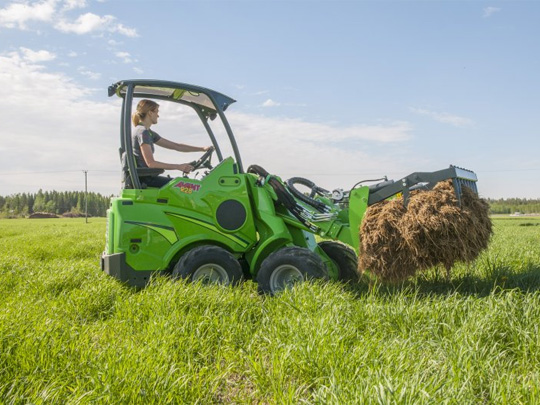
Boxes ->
[108,79,236,114]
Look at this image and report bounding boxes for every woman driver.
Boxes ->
[130,99,213,188]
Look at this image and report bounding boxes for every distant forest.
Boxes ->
[0,190,112,218]
[1,190,540,219]
[487,198,540,215]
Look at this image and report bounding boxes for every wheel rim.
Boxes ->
[269,264,304,293]
[192,264,230,285]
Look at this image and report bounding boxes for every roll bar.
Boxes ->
[109,80,244,189]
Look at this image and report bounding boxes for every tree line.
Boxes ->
[1,191,539,218]
[0,190,112,218]
[487,198,540,215]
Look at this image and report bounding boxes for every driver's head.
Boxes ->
[132,99,159,126]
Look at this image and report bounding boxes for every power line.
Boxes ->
[0,167,539,177]
[277,168,540,176]
[0,169,117,175]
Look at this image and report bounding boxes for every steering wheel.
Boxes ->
[190,148,214,171]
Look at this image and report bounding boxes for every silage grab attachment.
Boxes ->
[367,165,478,207]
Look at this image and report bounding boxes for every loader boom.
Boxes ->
[266,165,478,254]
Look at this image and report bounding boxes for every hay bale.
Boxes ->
[61,212,89,218]
[28,212,59,219]
[358,181,492,282]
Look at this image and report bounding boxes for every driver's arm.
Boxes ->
[140,144,193,173]
[155,138,213,153]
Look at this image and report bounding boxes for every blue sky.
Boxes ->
[1,0,539,198]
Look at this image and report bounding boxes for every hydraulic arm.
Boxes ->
[248,164,479,254]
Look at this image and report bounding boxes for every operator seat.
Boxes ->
[119,148,164,189]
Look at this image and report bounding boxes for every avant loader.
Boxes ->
[101,80,478,294]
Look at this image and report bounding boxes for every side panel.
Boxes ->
[107,158,258,273]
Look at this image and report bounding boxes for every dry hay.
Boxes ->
[28,212,59,219]
[358,180,492,282]
[61,212,90,218]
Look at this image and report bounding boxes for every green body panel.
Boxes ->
[105,157,359,280]
[107,158,258,272]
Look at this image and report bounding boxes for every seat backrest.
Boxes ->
[119,147,133,189]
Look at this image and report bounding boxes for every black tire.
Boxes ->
[172,245,243,286]
[318,241,359,282]
[257,247,328,295]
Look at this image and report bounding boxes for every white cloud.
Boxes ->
[19,47,56,62]
[232,114,411,144]
[78,67,101,80]
[55,12,138,37]
[0,49,119,194]
[0,1,138,37]
[0,49,417,195]
[114,23,137,37]
[133,67,144,74]
[62,0,87,11]
[116,51,134,64]
[0,0,57,29]
[222,113,414,190]
[107,39,122,47]
[483,7,501,18]
[262,99,280,107]
[55,12,113,34]
[410,107,474,127]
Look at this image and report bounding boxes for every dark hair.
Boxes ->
[132,99,159,126]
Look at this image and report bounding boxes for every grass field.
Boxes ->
[1,217,539,404]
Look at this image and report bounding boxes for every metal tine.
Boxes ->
[453,178,479,207]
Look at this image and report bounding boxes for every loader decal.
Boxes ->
[174,180,201,194]
[125,221,178,244]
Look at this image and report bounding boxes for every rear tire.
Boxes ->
[172,245,243,286]
[257,247,328,295]
[318,241,359,282]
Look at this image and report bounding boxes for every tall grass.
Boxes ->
[1,217,539,403]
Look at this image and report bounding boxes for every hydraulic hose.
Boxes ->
[247,165,319,232]
[286,177,329,213]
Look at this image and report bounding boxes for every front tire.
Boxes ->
[257,247,328,295]
[318,241,359,282]
[172,245,243,286]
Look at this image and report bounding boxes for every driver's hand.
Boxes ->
[178,163,194,173]
[203,145,214,152]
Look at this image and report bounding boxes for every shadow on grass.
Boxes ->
[344,264,540,299]
[105,260,540,300]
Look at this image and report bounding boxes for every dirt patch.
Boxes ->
[358,180,492,282]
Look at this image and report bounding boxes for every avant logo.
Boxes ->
[174,180,201,194]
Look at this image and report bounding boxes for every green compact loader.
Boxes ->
[101,79,479,293]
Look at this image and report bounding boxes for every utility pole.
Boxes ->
[84,170,88,223]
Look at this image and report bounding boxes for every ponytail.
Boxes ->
[131,110,142,126]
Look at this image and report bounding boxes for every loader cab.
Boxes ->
[108,79,243,189]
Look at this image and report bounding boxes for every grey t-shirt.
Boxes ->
[133,125,162,168]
